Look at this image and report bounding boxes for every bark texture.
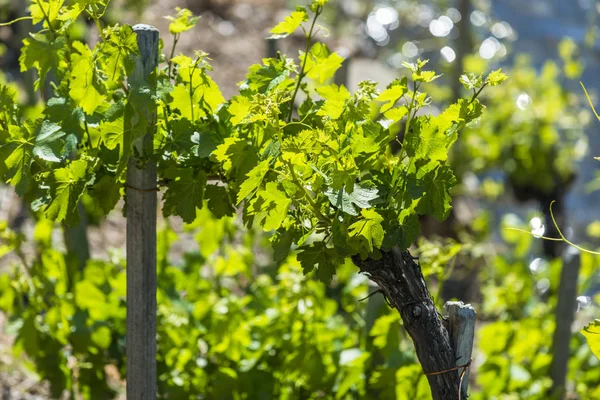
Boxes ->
[353,248,460,400]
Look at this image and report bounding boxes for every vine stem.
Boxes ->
[94,16,106,42]
[581,81,600,121]
[188,60,198,121]
[286,6,322,123]
[167,33,179,79]
[469,83,487,104]
[0,16,33,26]
[505,200,600,255]
[84,120,94,149]
[385,81,418,203]
[404,81,420,142]
[395,80,421,197]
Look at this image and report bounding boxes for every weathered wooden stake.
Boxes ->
[551,248,581,398]
[126,24,159,400]
[443,301,476,399]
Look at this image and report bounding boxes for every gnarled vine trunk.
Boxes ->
[352,248,460,400]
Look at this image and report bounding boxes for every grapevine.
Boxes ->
[0,0,506,283]
[0,1,507,398]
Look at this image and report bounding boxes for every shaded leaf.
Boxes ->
[162,168,207,223]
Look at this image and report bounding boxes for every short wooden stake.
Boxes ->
[550,248,581,397]
[444,301,476,399]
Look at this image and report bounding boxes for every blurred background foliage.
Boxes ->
[1,0,600,398]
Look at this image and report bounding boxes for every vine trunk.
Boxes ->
[352,248,460,400]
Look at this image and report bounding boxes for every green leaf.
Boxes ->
[213,138,258,182]
[167,54,224,120]
[29,0,62,26]
[324,183,379,216]
[45,160,90,225]
[236,158,271,204]
[0,83,17,114]
[402,59,429,73]
[242,57,295,94]
[3,120,67,195]
[348,209,384,253]
[413,70,441,83]
[19,32,67,89]
[370,313,401,349]
[271,229,294,262]
[302,43,344,84]
[169,75,224,120]
[485,69,508,86]
[204,185,235,218]
[459,72,483,90]
[404,118,447,162]
[296,242,341,283]
[316,84,350,120]
[57,1,86,22]
[32,120,66,162]
[92,175,121,215]
[165,7,200,34]
[2,125,33,195]
[90,326,112,349]
[191,130,217,158]
[97,25,138,84]
[382,212,420,251]
[162,168,207,223]
[99,117,124,151]
[44,97,85,146]
[75,280,110,320]
[383,106,408,124]
[228,96,252,125]
[70,41,106,115]
[268,10,308,39]
[119,84,155,175]
[248,182,291,231]
[309,0,329,12]
[163,117,194,155]
[377,78,407,113]
[581,319,600,360]
[413,163,456,221]
[170,85,195,121]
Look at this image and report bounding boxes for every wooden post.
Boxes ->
[443,301,476,399]
[550,248,581,398]
[126,24,159,400]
